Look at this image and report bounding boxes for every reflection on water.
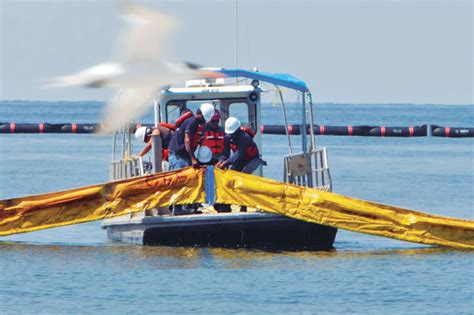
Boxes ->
[1,241,469,269]
[1,222,473,314]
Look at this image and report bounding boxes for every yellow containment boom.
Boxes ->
[214,168,474,249]
[0,168,205,236]
[1,167,473,249]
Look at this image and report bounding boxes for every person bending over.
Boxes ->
[216,117,264,174]
[216,117,266,212]
[134,125,174,161]
[168,103,215,170]
[167,103,215,215]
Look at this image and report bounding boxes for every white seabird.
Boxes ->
[49,3,221,133]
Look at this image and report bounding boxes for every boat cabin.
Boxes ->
[160,77,263,175]
[109,68,332,190]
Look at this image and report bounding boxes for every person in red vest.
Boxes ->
[199,109,231,213]
[168,104,214,215]
[134,124,175,216]
[168,103,214,170]
[216,117,265,212]
[216,117,265,174]
[200,109,225,164]
[134,125,174,161]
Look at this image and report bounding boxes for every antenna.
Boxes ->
[235,0,238,69]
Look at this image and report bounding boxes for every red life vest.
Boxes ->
[231,142,258,161]
[201,126,225,155]
[162,148,169,161]
[241,126,256,138]
[243,143,258,160]
[175,111,193,128]
[230,127,258,161]
[174,112,202,150]
[230,126,256,151]
[158,122,176,131]
[192,124,203,150]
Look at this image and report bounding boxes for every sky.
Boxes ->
[0,0,472,104]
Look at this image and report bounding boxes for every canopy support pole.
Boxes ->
[307,92,317,152]
[275,86,293,154]
[302,92,310,187]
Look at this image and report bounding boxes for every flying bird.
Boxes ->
[49,3,222,133]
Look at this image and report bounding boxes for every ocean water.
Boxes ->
[0,101,473,314]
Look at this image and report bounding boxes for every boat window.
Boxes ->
[184,101,202,115]
[166,100,221,124]
[229,102,250,128]
[186,100,220,115]
[166,104,182,124]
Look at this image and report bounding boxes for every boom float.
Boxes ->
[1,122,473,137]
[1,167,473,249]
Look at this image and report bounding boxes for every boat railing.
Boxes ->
[109,156,146,181]
[283,148,332,192]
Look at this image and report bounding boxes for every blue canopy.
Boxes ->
[216,69,309,92]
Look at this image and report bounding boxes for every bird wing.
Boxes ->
[100,86,157,134]
[46,62,125,88]
[99,62,227,134]
[116,3,177,64]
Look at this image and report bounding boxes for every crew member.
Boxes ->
[217,117,264,174]
[216,117,264,212]
[134,125,175,216]
[134,125,174,161]
[168,103,215,170]
[168,103,214,215]
[199,109,231,213]
[200,109,225,163]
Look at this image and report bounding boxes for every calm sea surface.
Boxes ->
[0,102,473,314]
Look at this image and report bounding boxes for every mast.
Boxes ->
[235,0,238,69]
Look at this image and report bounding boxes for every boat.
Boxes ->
[101,68,338,250]
[1,68,471,249]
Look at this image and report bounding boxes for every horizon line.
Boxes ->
[0,99,472,106]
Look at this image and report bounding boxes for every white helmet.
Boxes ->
[199,103,215,122]
[134,126,149,142]
[225,117,241,134]
[195,145,212,163]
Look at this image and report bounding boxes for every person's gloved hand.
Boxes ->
[216,160,228,169]
[191,157,200,169]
